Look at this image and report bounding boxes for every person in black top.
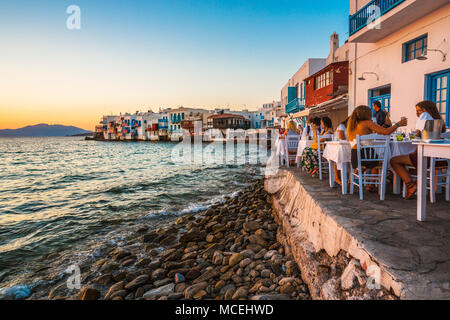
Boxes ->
[372,101,388,127]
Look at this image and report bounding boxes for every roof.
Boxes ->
[304,61,349,82]
[208,114,248,120]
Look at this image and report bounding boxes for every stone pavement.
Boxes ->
[265,168,450,299]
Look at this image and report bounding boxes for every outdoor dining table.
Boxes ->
[323,141,352,194]
[323,139,418,195]
[413,141,450,222]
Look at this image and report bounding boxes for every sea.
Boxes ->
[0,137,267,299]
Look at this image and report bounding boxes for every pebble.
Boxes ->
[46,179,316,302]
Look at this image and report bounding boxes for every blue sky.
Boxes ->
[0,0,350,129]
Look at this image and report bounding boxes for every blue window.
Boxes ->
[369,85,391,114]
[426,69,449,126]
[403,34,427,63]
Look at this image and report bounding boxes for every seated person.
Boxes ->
[390,100,447,200]
[347,105,408,191]
[300,117,322,175]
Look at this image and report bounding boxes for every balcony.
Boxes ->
[285,98,305,114]
[349,0,448,43]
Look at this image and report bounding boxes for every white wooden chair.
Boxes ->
[402,158,450,203]
[317,134,333,180]
[284,134,300,168]
[350,134,390,200]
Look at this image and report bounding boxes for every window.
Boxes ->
[314,71,333,90]
[427,69,449,126]
[403,34,427,63]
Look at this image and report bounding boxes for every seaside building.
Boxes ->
[295,33,350,127]
[168,107,211,141]
[157,111,169,141]
[347,0,450,130]
[207,114,251,131]
[281,59,327,116]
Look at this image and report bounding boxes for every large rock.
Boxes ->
[251,294,290,300]
[143,283,175,299]
[104,281,125,300]
[243,221,260,232]
[179,231,205,244]
[79,287,100,300]
[212,251,224,265]
[341,260,366,291]
[193,269,219,284]
[184,282,208,299]
[124,275,150,291]
[232,287,248,300]
[321,278,340,300]
[185,268,202,281]
[229,253,244,267]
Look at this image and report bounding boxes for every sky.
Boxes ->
[0,0,349,130]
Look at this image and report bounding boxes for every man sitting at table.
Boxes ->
[390,101,447,200]
[372,101,392,128]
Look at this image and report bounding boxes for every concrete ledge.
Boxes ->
[265,168,450,300]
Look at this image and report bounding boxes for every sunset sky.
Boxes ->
[0,0,348,131]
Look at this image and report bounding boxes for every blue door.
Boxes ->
[427,70,449,127]
[369,85,392,114]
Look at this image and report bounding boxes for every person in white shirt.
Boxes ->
[333,118,349,185]
[390,100,447,200]
[301,118,315,141]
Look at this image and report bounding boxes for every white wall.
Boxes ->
[348,4,450,130]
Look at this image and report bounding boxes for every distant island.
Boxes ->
[0,124,93,137]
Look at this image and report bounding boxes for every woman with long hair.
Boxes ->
[300,117,333,175]
[390,100,446,200]
[347,105,407,192]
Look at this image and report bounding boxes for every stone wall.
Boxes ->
[265,169,400,300]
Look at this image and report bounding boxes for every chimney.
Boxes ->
[330,32,339,62]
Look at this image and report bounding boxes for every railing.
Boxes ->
[285,98,305,114]
[349,0,406,36]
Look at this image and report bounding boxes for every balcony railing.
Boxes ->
[285,98,305,114]
[349,0,406,36]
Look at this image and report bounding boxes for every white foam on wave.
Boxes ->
[144,189,242,219]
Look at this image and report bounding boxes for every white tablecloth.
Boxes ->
[323,140,417,170]
[296,140,314,162]
[323,141,352,170]
[390,141,417,158]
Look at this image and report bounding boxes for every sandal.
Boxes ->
[405,182,417,200]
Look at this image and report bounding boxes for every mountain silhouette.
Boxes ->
[0,124,92,137]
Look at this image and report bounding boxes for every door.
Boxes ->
[369,85,392,114]
[427,70,449,127]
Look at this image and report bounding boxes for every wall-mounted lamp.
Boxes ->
[416,49,447,62]
[358,72,379,81]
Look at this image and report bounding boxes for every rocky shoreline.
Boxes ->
[43,178,310,301]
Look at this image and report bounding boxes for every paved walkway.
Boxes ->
[266,168,450,299]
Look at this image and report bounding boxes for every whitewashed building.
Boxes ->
[348,0,450,130]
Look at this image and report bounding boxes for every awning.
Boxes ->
[308,94,349,115]
[292,109,310,118]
